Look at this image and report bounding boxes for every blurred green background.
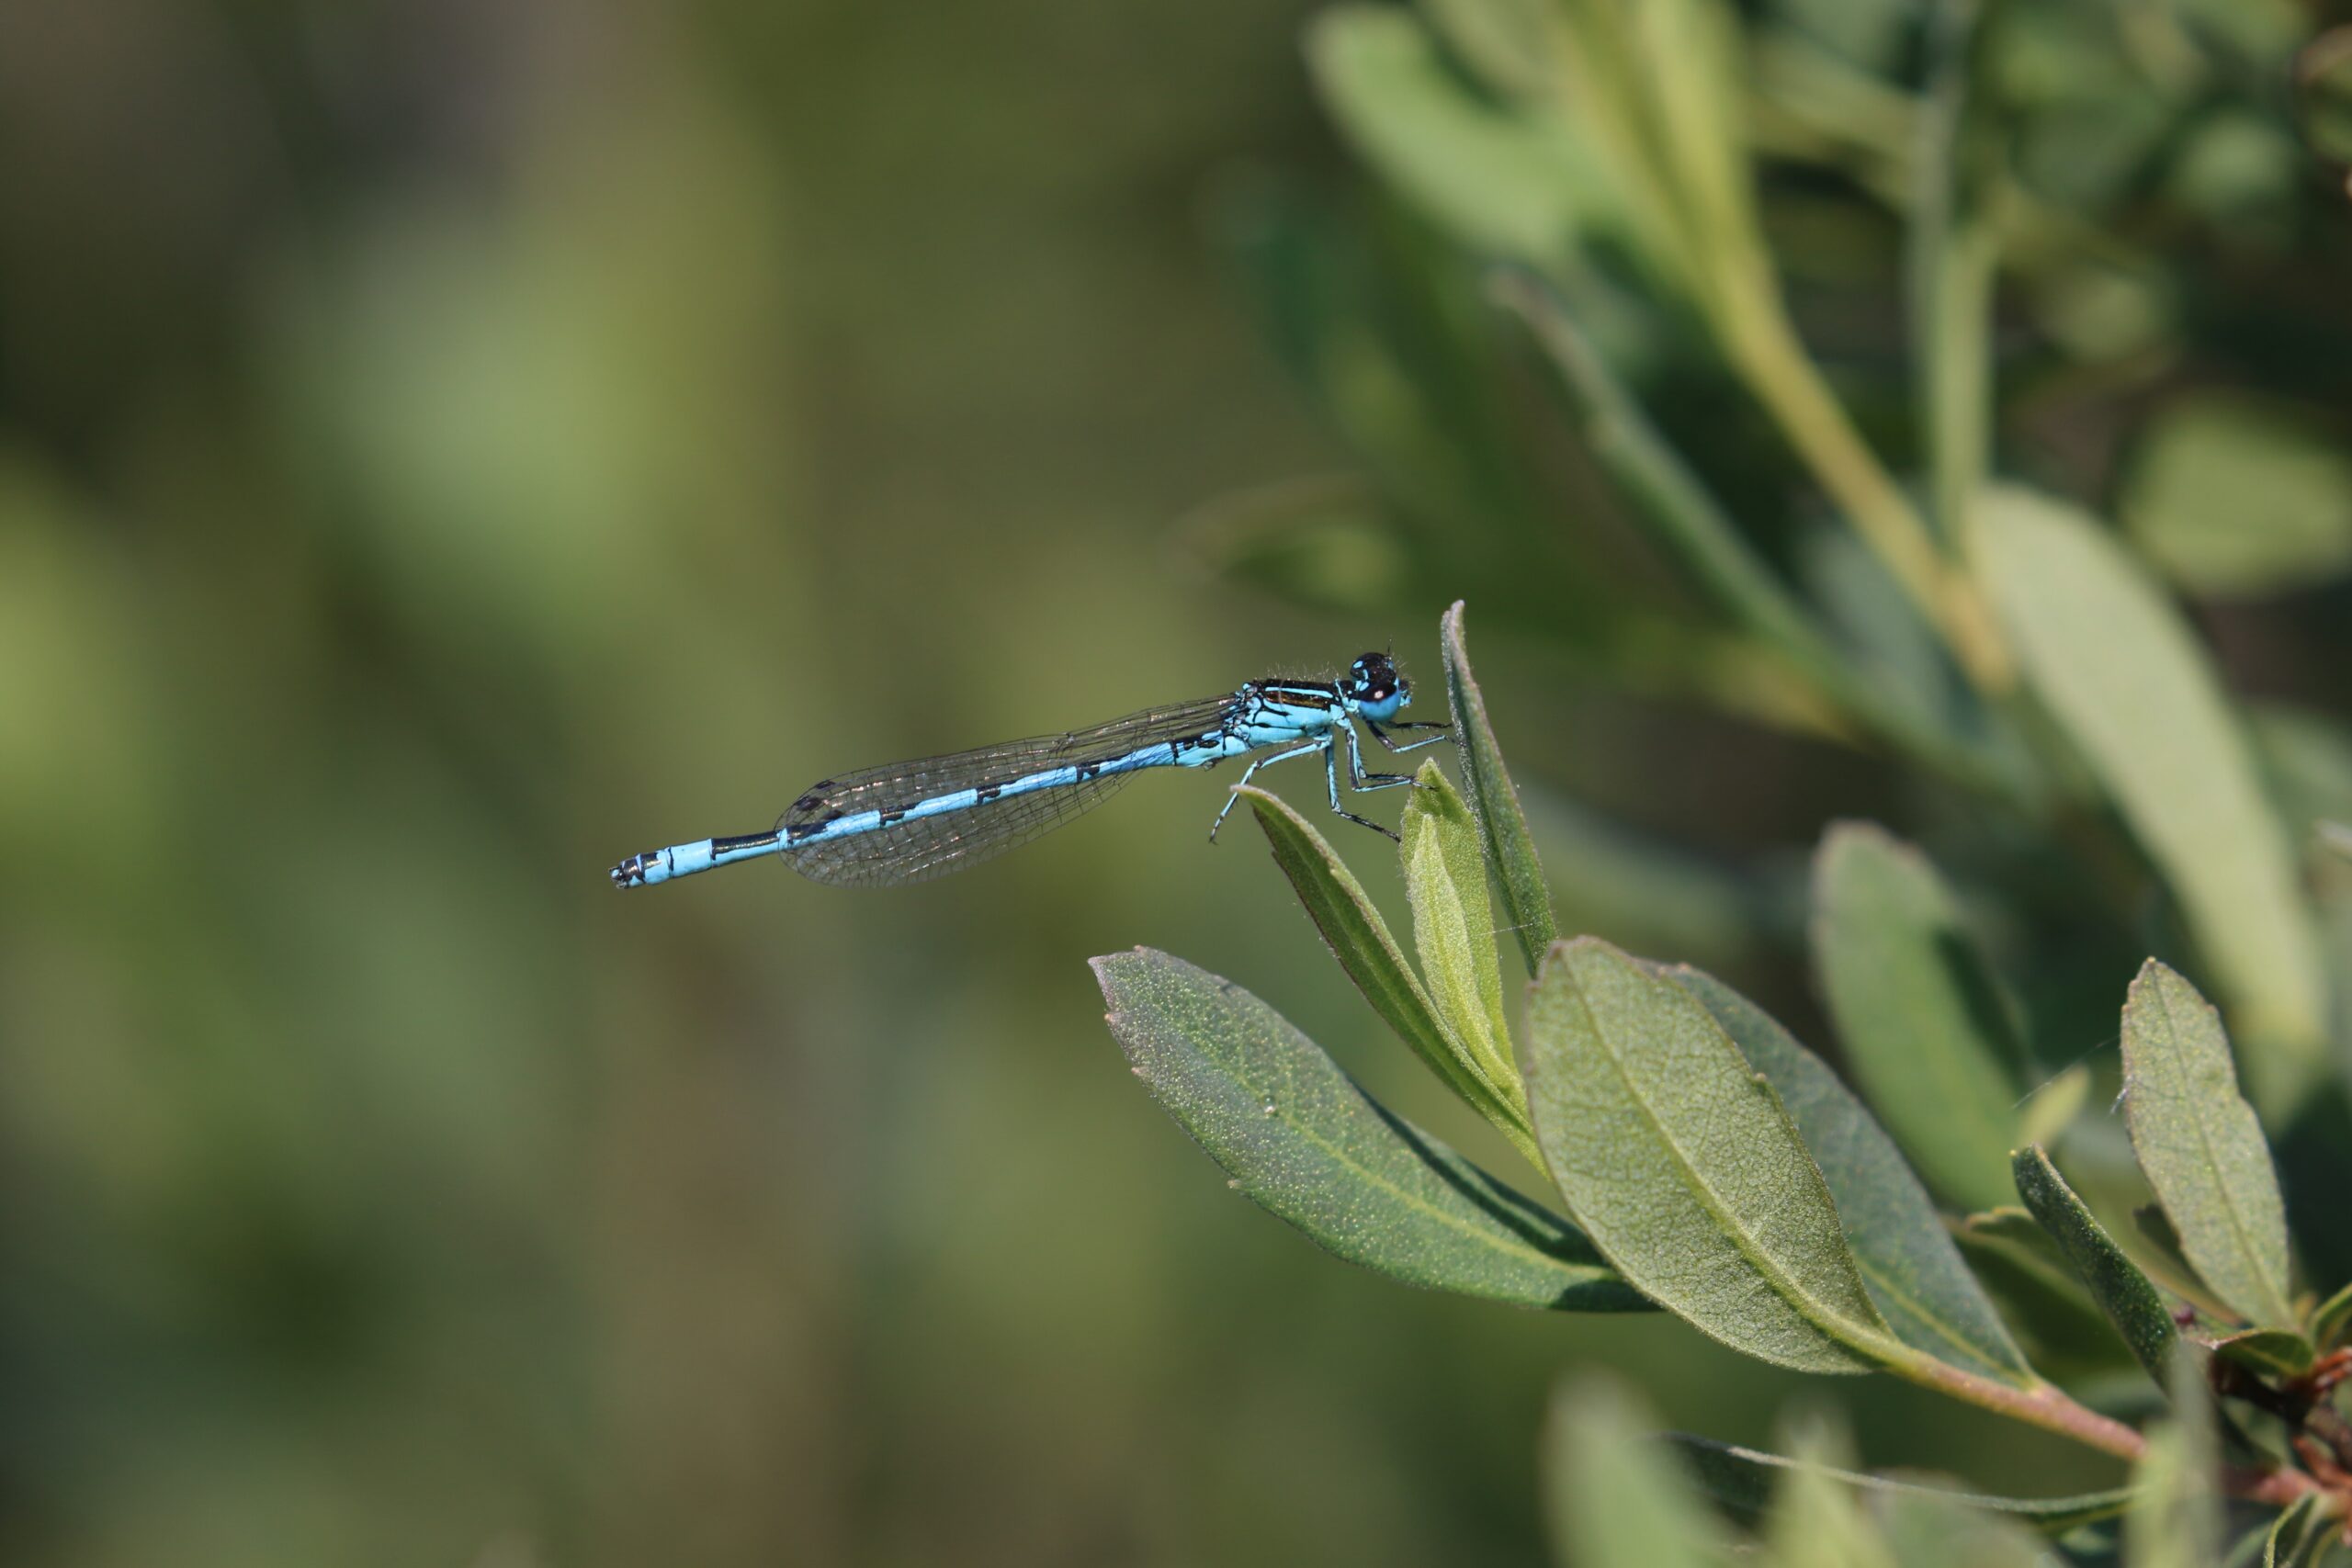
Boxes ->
[3,1,2348,1564]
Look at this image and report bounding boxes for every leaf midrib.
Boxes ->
[1556,963,1889,1359]
[1173,1011,1597,1283]
[2142,979,2285,1322]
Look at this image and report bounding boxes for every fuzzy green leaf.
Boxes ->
[1400,761,1521,1104]
[1440,600,1555,973]
[1091,948,1644,1310]
[1544,1382,1732,1568]
[1239,784,1537,1161]
[1979,486,2327,1111]
[2120,960,2297,1330]
[1523,938,1890,1372]
[1812,821,2026,1213]
[1668,1436,2136,1534]
[2011,1145,2181,1390]
[1668,965,2038,1386]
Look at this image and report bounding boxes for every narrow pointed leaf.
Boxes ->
[2120,960,2297,1329]
[1980,486,2327,1112]
[1441,600,1555,973]
[1812,822,2027,1213]
[1240,784,1536,1159]
[1400,761,1521,1103]
[1668,1436,2136,1534]
[1545,1382,1733,1568]
[2012,1145,2181,1389]
[1091,949,1644,1310]
[1523,937,1891,1372]
[1668,965,2037,1386]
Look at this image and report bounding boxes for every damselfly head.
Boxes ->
[1344,650,1408,720]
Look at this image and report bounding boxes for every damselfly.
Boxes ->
[609,651,1449,889]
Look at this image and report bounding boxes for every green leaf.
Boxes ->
[2011,1145,2182,1390]
[1668,965,2039,1386]
[1307,7,1609,268]
[1952,1208,2141,1381]
[2120,960,2298,1329]
[1811,821,2027,1213]
[1668,1435,2137,1534]
[1239,784,1538,1163]
[1091,948,1645,1310]
[1979,486,2328,1112]
[2120,393,2352,597]
[2125,1349,2223,1568]
[2259,1493,2332,1568]
[1177,474,1416,615]
[1400,760,1521,1104]
[1440,600,1555,974]
[2206,1327,2316,1380]
[1522,937,1891,1373]
[2311,1279,2352,1348]
[1544,1381,1732,1568]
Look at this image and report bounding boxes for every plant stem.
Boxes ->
[1716,277,2015,694]
[1882,1347,2146,1461]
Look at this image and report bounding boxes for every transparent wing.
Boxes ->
[779,693,1242,887]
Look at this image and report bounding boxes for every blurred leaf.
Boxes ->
[2205,1328,2315,1380]
[1522,937,1889,1372]
[2125,1349,2223,1568]
[1526,788,1783,972]
[1668,965,2038,1386]
[1668,1434,2136,1533]
[1240,784,1538,1162]
[1979,486,2328,1111]
[1544,1380,1732,1568]
[1759,1416,1898,1568]
[1440,600,1556,974]
[2296,27,2352,165]
[1871,1485,2086,1566]
[1812,822,2028,1213]
[2312,1280,2352,1348]
[1400,761,1521,1102]
[2018,1063,2092,1148]
[1953,1208,2142,1380]
[1091,949,1645,1310]
[2120,960,2297,1330]
[1307,6,1608,267]
[1177,474,1418,615]
[2321,822,2352,862]
[2120,395,2352,596]
[1911,0,1999,555]
[2012,1145,2182,1390]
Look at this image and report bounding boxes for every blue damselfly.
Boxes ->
[609,651,1449,888]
